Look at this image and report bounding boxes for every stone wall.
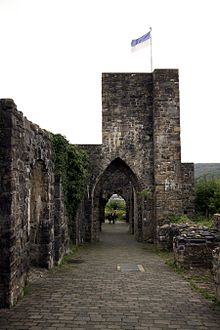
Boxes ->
[213,247,220,301]
[0,99,69,307]
[54,176,69,263]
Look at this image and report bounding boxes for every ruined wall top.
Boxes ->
[0,98,50,140]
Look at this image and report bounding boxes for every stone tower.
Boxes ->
[80,69,194,242]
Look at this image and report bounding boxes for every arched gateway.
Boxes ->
[92,157,142,241]
[81,69,194,242]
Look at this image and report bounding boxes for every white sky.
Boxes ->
[0,0,219,163]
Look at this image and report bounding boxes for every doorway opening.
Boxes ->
[104,194,127,225]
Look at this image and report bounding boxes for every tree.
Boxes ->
[195,178,220,216]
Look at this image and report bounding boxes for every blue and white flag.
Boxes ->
[131,30,151,47]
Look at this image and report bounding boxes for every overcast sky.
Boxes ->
[0,0,219,163]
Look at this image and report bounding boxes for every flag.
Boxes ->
[131,30,151,47]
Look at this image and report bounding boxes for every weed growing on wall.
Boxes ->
[50,134,88,240]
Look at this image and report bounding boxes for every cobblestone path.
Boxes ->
[1,223,220,330]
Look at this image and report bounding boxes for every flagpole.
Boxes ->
[150,27,153,72]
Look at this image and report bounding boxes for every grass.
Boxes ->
[167,213,215,229]
[192,215,215,229]
[54,243,80,271]
[187,281,216,301]
[168,214,192,224]
[23,286,31,296]
[60,243,78,264]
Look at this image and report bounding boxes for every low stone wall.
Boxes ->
[157,221,220,268]
[213,247,220,301]
[173,227,220,269]
[157,222,204,250]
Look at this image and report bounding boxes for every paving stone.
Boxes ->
[0,223,220,329]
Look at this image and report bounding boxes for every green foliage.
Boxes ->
[105,198,126,221]
[23,286,31,296]
[184,276,217,303]
[195,178,220,217]
[66,144,88,219]
[105,198,126,211]
[50,133,68,177]
[50,133,88,240]
[138,188,151,199]
[192,214,214,229]
[168,214,191,224]
[168,213,214,229]
[59,244,78,266]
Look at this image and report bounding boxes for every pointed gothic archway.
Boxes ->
[91,157,143,241]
